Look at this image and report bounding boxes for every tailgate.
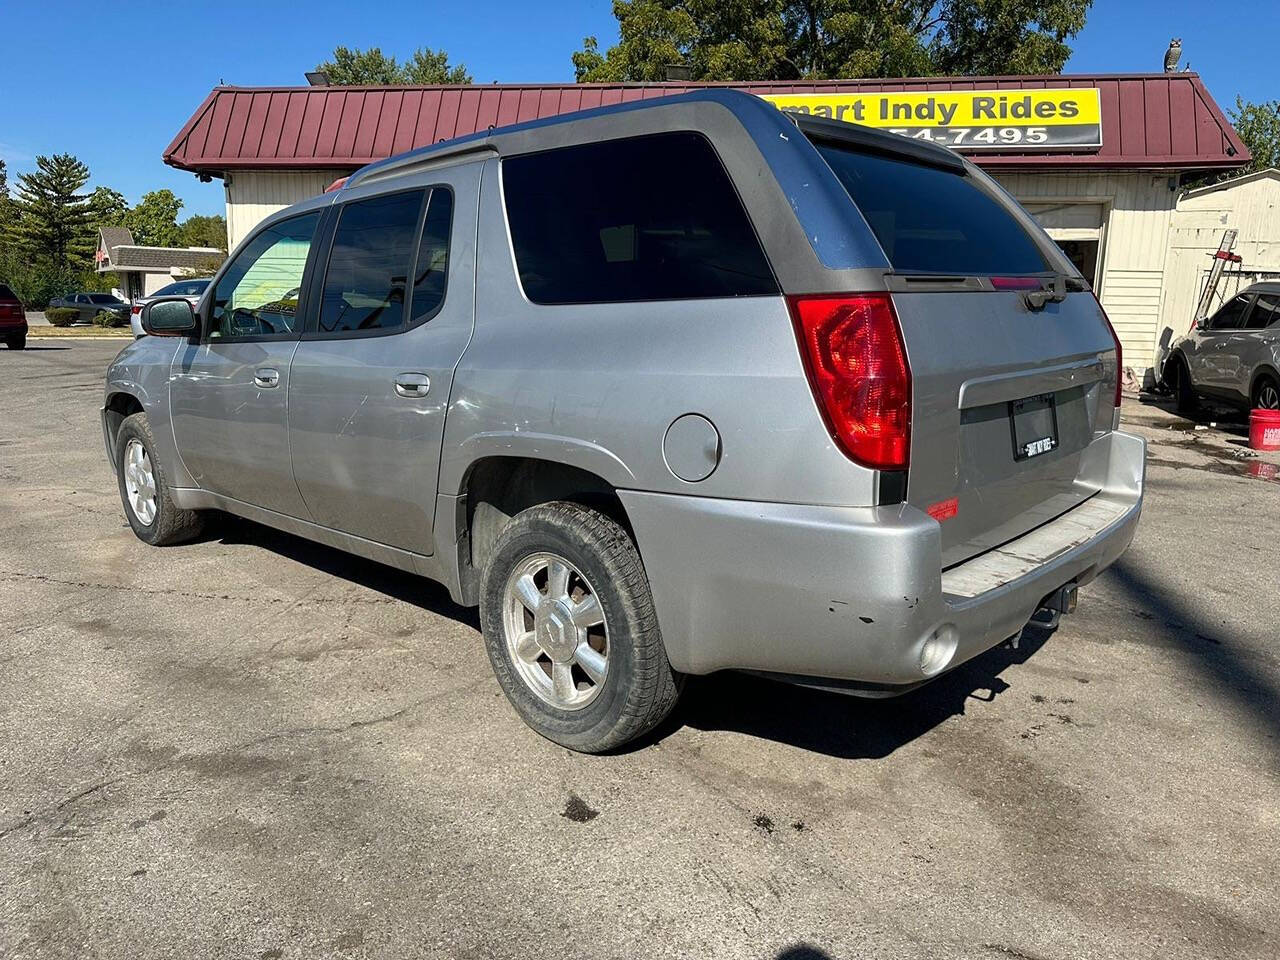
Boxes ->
[894,289,1117,567]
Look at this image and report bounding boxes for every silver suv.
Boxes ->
[103,91,1145,752]
[1164,282,1280,412]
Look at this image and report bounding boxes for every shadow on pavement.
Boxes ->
[660,622,1058,759]
[777,947,835,960]
[211,514,480,629]
[208,514,1067,760]
[1105,557,1280,745]
[7,345,70,351]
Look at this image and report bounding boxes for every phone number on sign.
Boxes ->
[886,126,1051,147]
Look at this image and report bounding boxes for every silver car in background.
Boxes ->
[129,278,212,337]
[102,90,1144,752]
[1164,281,1280,412]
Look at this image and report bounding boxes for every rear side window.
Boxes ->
[409,188,453,325]
[502,132,777,304]
[1245,292,1280,329]
[319,190,424,334]
[812,141,1048,275]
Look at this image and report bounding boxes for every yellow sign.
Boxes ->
[760,89,1103,150]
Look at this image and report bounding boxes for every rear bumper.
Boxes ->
[621,430,1144,686]
[0,319,28,335]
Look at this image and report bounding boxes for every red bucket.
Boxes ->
[1249,408,1280,451]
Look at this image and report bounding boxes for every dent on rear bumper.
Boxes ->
[621,430,1145,686]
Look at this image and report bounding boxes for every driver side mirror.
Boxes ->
[1195,317,1207,331]
[141,297,197,336]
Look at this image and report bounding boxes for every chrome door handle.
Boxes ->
[394,373,430,398]
[254,367,280,388]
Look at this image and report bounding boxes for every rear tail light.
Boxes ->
[1093,293,1122,407]
[787,293,912,470]
[131,304,142,315]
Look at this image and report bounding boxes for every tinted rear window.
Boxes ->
[0,284,16,300]
[502,132,777,304]
[812,141,1048,275]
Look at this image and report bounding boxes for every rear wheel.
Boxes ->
[1169,356,1199,414]
[5,334,23,350]
[1253,374,1280,410]
[115,412,204,546]
[479,501,682,753]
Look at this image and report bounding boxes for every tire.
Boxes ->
[5,334,24,350]
[479,501,682,753]
[1170,356,1199,414]
[1253,373,1280,411]
[115,412,204,546]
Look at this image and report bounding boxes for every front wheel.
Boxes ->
[1253,374,1280,411]
[115,412,204,546]
[479,501,682,753]
[1169,356,1199,414]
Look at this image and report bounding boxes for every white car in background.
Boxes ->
[130,279,212,337]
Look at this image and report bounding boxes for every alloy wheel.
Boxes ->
[502,552,609,710]
[123,438,157,526]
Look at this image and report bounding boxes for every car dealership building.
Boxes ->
[165,72,1249,379]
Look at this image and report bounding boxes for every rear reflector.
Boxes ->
[787,293,912,470]
[1093,293,1123,407]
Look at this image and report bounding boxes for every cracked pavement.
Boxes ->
[1,340,1278,959]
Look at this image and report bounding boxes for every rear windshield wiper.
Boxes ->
[1024,274,1067,310]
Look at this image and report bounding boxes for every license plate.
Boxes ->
[1010,393,1059,461]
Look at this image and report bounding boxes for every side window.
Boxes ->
[211,212,320,339]
[408,188,453,326]
[318,190,424,334]
[501,131,777,304]
[1245,292,1280,329]
[1207,294,1251,331]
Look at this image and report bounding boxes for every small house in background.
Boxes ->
[1163,168,1280,326]
[94,227,223,300]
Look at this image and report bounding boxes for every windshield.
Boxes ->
[811,138,1049,275]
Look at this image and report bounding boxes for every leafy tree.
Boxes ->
[5,153,95,273]
[1228,97,1280,175]
[177,213,228,251]
[124,189,183,247]
[574,0,1091,82]
[0,160,10,235]
[89,186,128,227]
[317,45,472,85]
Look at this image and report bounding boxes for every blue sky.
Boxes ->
[0,0,1275,219]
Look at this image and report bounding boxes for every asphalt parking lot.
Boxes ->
[2,339,1278,960]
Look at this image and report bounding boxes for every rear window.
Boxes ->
[155,280,209,297]
[812,141,1049,275]
[88,293,118,304]
[0,284,16,300]
[502,132,777,304]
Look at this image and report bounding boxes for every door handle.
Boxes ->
[254,367,280,388]
[394,373,430,398]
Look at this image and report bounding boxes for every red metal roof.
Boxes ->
[164,73,1247,175]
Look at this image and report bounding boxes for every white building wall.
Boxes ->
[224,170,344,249]
[993,170,1178,375]
[1162,170,1280,337]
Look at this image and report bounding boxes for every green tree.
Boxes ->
[89,186,128,227]
[6,153,95,273]
[177,213,228,251]
[574,0,1091,82]
[317,45,472,85]
[1228,97,1280,175]
[124,189,183,247]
